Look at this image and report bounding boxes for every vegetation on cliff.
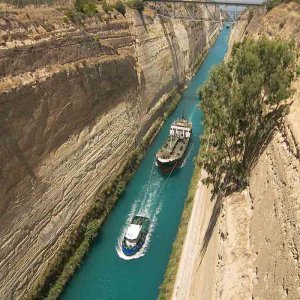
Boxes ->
[1,0,141,18]
[0,0,55,7]
[64,0,129,24]
[63,0,144,23]
[266,0,300,10]
[126,0,144,12]
[199,38,298,196]
[113,0,126,15]
[100,0,143,15]
[74,0,98,15]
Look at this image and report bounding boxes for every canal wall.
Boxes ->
[0,4,219,298]
[172,3,300,299]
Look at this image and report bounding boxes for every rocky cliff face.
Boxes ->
[0,6,212,298]
[241,4,300,298]
[175,3,300,300]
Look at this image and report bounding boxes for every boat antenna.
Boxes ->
[182,109,185,119]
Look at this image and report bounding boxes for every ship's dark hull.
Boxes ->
[156,156,183,173]
[156,139,190,173]
[121,236,146,256]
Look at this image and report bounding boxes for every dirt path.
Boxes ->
[171,172,218,300]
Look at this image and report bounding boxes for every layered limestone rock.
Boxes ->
[243,4,300,298]
[0,5,212,298]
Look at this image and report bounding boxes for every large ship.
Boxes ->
[121,216,150,256]
[156,118,192,172]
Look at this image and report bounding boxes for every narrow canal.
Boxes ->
[61,28,230,300]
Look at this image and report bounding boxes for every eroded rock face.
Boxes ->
[249,99,300,300]
[0,7,210,298]
[173,4,300,300]
[238,6,300,298]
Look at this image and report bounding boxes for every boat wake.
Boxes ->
[116,204,161,260]
[116,172,164,260]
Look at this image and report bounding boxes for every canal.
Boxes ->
[61,28,230,300]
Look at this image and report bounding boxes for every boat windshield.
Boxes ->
[125,237,138,248]
[124,224,142,248]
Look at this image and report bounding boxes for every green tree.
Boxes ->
[102,0,113,13]
[75,0,98,16]
[126,0,144,12]
[199,38,297,196]
[114,0,126,15]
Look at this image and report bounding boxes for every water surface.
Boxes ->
[62,28,230,300]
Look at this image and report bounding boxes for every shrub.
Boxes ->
[296,64,300,77]
[114,0,126,15]
[266,0,300,10]
[102,0,113,13]
[199,38,297,196]
[75,0,98,16]
[0,0,55,7]
[65,9,85,24]
[126,0,144,12]
[65,9,74,19]
[63,15,69,23]
[266,0,283,10]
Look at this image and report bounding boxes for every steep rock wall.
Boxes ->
[0,6,211,298]
[173,3,300,299]
[243,4,300,298]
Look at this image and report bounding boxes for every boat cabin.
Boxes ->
[170,120,192,139]
[125,224,142,247]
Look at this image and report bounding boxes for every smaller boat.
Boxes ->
[122,216,150,256]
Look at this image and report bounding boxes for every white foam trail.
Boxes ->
[139,178,161,214]
[116,171,166,260]
[116,201,163,260]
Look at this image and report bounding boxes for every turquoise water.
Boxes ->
[61,28,230,300]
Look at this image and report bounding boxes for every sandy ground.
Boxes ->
[172,178,256,300]
[172,171,217,300]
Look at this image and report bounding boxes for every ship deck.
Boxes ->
[157,137,189,160]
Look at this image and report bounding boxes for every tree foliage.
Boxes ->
[101,0,113,13]
[266,0,300,11]
[199,38,297,196]
[0,0,55,7]
[75,0,98,16]
[126,0,144,12]
[65,0,98,24]
[114,0,126,15]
